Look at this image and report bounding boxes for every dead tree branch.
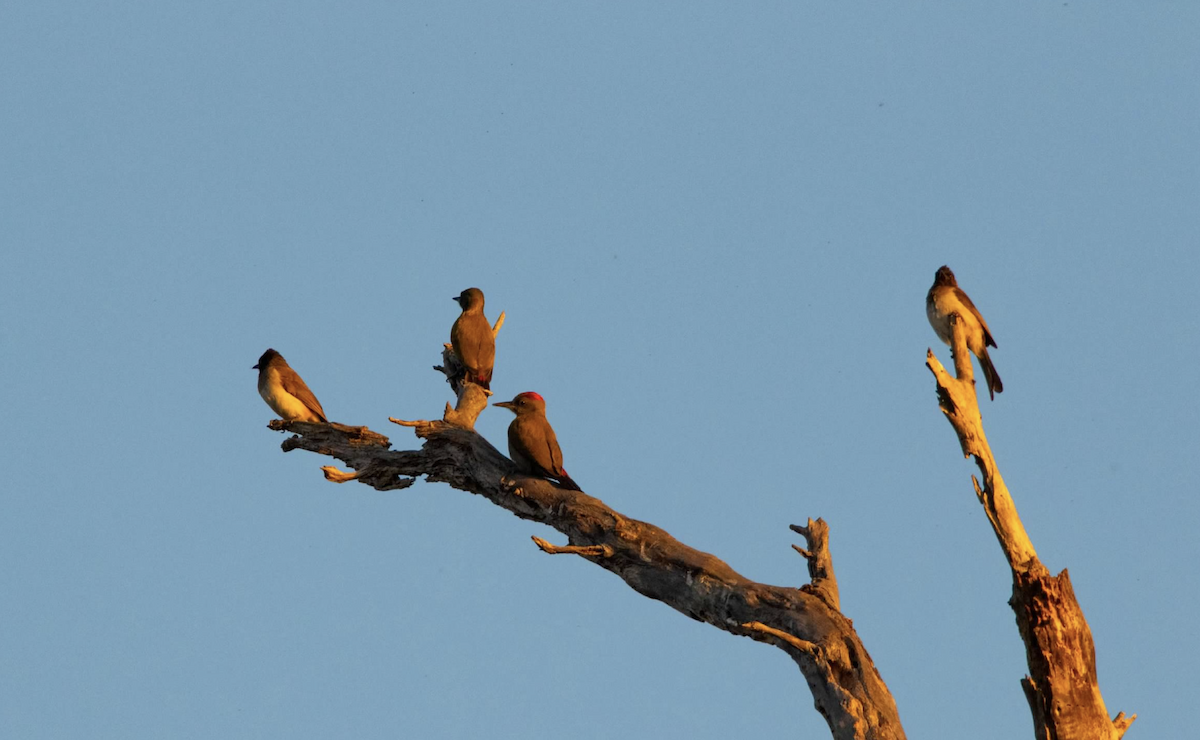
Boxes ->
[926,315,1134,740]
[263,405,906,740]
[792,518,839,610]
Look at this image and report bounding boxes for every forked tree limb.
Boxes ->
[791,519,839,610]
[926,316,1134,740]
[263,384,906,739]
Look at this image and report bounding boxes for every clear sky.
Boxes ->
[2,3,1196,738]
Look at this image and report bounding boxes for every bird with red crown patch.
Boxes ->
[493,391,581,491]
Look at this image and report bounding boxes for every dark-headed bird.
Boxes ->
[450,287,495,390]
[253,348,328,422]
[926,266,1003,400]
[494,392,581,490]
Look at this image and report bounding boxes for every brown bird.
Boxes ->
[926,265,1003,400]
[253,348,328,422]
[494,392,581,490]
[450,287,494,390]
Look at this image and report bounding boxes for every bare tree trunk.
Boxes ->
[262,358,906,739]
[926,317,1135,740]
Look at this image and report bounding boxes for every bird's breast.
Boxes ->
[259,373,320,422]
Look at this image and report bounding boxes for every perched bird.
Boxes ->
[253,348,328,422]
[926,265,1003,400]
[450,287,495,390]
[494,392,581,490]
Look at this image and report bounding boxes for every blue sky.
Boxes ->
[2,3,1196,738]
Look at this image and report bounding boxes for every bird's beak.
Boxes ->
[451,296,461,304]
[493,401,514,410]
[252,363,260,370]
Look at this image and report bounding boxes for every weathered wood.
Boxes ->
[265,408,906,740]
[791,518,839,610]
[927,316,1133,739]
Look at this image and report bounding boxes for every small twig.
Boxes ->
[792,545,813,559]
[531,536,613,558]
[321,463,414,491]
[1113,711,1136,738]
[389,417,425,427]
[321,466,363,483]
[492,311,505,337]
[741,621,819,655]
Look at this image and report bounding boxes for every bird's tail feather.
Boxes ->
[556,472,583,491]
[464,372,490,391]
[979,350,1003,400]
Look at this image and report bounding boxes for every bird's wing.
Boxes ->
[477,326,495,367]
[280,368,327,421]
[451,315,495,370]
[469,315,495,365]
[507,424,526,468]
[952,286,998,348]
[546,430,565,477]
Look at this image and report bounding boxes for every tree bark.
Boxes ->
[926,316,1134,740]
[263,391,906,739]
